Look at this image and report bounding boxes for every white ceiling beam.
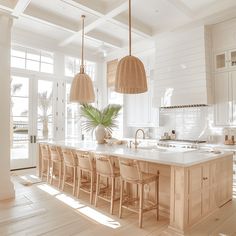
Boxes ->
[12,0,32,18]
[59,0,128,47]
[166,0,194,19]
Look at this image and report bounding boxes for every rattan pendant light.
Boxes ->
[115,0,147,94]
[70,15,95,103]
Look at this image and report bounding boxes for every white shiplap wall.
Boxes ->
[153,26,212,107]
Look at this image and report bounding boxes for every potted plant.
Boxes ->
[80,104,122,143]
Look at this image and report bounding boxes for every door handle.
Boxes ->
[30,135,33,143]
[33,135,37,143]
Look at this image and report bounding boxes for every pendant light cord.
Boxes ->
[129,0,131,56]
[81,15,85,73]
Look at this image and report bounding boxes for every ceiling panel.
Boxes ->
[13,16,72,41]
[96,21,143,45]
[29,0,97,26]
[180,0,218,11]
[0,0,17,9]
[119,0,191,33]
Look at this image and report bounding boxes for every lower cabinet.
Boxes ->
[187,158,232,225]
[170,155,233,233]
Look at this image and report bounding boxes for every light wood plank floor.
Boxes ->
[0,169,235,236]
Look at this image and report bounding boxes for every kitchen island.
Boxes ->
[38,140,233,235]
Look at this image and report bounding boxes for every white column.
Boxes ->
[0,14,15,200]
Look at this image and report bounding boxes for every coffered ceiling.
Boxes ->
[1,0,236,57]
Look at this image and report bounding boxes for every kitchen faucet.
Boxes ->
[134,129,145,149]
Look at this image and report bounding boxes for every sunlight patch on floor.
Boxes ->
[56,194,85,209]
[37,184,60,195]
[77,206,121,229]
[35,183,121,228]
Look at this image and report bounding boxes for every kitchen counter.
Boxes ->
[40,140,233,167]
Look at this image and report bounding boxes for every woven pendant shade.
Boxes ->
[115,0,147,94]
[115,56,147,94]
[70,70,95,103]
[69,15,95,104]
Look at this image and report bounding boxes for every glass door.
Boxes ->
[10,77,54,170]
[10,76,35,169]
[37,80,53,141]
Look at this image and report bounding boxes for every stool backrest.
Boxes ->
[119,158,142,181]
[40,144,50,160]
[76,150,94,171]
[49,145,62,162]
[61,148,77,166]
[95,154,114,176]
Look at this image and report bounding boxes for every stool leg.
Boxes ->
[77,169,82,198]
[50,162,54,185]
[110,177,115,215]
[119,179,124,218]
[156,177,159,220]
[40,159,44,179]
[90,171,94,204]
[58,162,62,189]
[62,164,66,191]
[95,173,100,207]
[46,160,50,183]
[73,167,77,196]
[139,183,144,228]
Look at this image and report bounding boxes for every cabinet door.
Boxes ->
[188,166,202,225]
[216,157,233,206]
[229,49,236,70]
[214,72,230,125]
[215,52,227,71]
[231,71,236,125]
[202,164,210,216]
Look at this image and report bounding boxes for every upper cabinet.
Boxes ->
[125,70,159,127]
[215,49,236,71]
[214,71,236,126]
[153,26,213,107]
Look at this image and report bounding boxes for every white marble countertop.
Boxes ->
[39,140,233,167]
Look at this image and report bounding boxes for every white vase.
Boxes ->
[95,124,106,144]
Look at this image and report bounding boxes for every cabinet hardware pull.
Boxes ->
[203,177,208,180]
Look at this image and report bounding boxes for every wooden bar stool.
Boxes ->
[39,143,51,182]
[48,145,63,189]
[61,148,78,196]
[118,158,159,228]
[76,150,96,204]
[94,154,120,215]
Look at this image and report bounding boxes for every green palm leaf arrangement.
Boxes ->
[80,104,122,134]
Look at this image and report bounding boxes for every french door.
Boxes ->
[10,75,53,170]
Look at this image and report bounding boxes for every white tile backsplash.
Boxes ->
[126,105,236,144]
[157,106,228,143]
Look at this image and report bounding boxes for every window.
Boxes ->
[65,83,82,139]
[11,45,54,74]
[107,89,123,138]
[65,56,96,80]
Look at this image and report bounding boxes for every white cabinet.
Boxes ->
[125,77,158,127]
[215,49,236,71]
[214,71,236,125]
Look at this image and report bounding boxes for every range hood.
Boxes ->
[153,26,213,108]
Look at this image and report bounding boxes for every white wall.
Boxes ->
[0,14,15,200]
